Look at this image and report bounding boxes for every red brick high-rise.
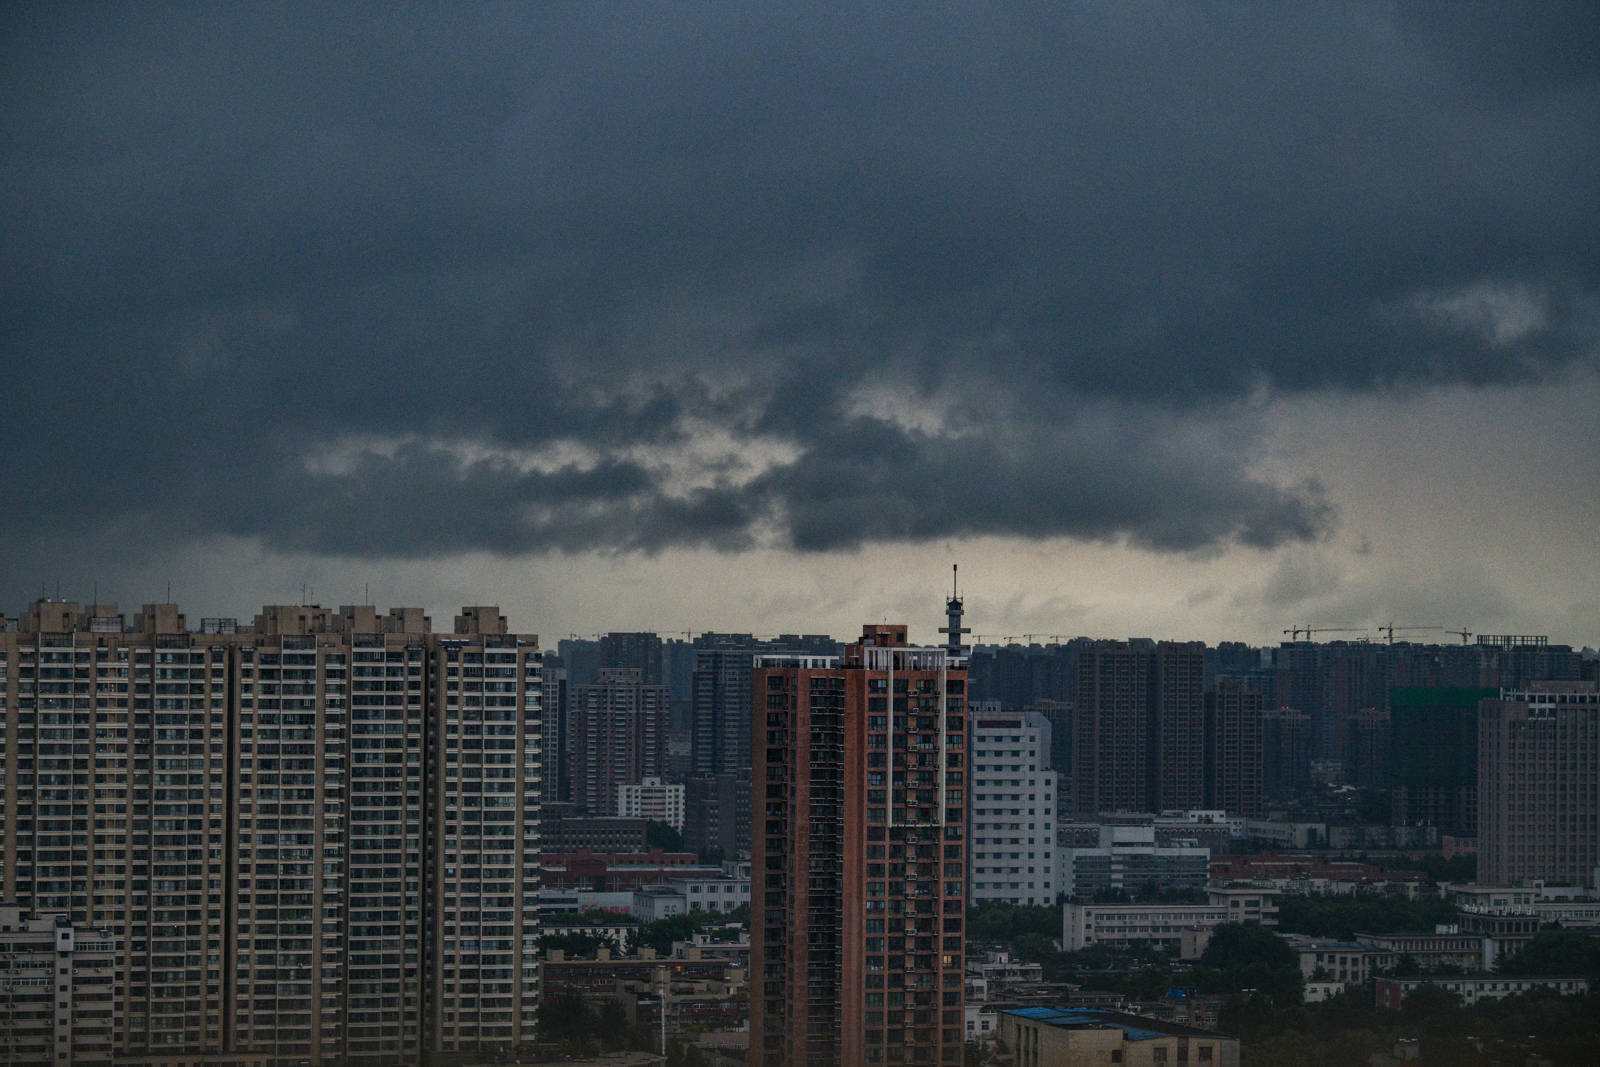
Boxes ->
[751,624,968,1067]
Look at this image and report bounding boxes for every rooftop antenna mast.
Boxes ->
[939,564,970,659]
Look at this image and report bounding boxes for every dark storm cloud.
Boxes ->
[2,2,1597,581]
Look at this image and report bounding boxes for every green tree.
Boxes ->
[1195,923,1303,1010]
[966,902,1058,943]
[539,929,617,957]
[646,820,686,851]
[538,991,593,1044]
[635,909,718,955]
[1496,931,1600,980]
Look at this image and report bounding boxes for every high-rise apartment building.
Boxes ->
[1,601,230,1055]
[1204,678,1264,817]
[542,660,570,803]
[970,709,1056,906]
[691,635,761,778]
[423,607,544,1054]
[0,599,542,1064]
[1389,687,1496,837]
[1478,682,1600,890]
[1072,642,1151,815]
[1260,707,1311,803]
[1154,643,1206,811]
[600,632,664,686]
[684,772,750,861]
[751,624,967,1067]
[1071,641,1206,815]
[569,668,670,816]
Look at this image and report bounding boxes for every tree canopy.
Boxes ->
[1194,923,1304,1011]
[1496,931,1600,981]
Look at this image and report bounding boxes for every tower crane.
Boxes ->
[1283,625,1368,641]
[1377,624,1443,644]
[1445,627,1473,644]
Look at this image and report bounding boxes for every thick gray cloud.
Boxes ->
[2,2,1597,599]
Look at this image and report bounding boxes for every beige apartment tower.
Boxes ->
[1,599,542,1064]
[1478,682,1600,890]
[0,602,229,1055]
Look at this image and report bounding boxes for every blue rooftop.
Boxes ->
[1003,1008,1169,1041]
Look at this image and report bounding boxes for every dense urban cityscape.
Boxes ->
[2,590,1596,1064]
[7,3,1599,1065]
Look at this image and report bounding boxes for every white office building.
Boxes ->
[618,775,686,831]
[971,708,1058,906]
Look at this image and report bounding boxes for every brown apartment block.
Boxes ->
[1072,641,1205,815]
[751,625,967,1067]
[1205,678,1264,817]
[1478,682,1600,890]
[569,668,671,816]
[0,600,542,1064]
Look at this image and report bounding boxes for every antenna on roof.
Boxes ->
[940,564,970,659]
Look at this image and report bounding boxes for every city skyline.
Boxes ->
[3,4,1597,648]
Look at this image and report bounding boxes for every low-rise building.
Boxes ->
[1374,975,1590,1009]
[669,874,751,914]
[541,945,739,999]
[539,914,641,951]
[0,908,117,1065]
[618,967,749,1036]
[541,849,721,891]
[1062,901,1227,956]
[1208,884,1281,926]
[995,1007,1239,1067]
[1356,927,1484,972]
[1062,889,1278,957]
[541,812,651,853]
[1282,934,1381,985]
[1057,824,1209,901]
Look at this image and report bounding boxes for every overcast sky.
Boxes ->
[3,3,1596,647]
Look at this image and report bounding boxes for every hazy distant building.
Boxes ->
[691,635,761,778]
[1478,683,1600,890]
[1155,643,1207,811]
[683,772,750,860]
[1071,641,1206,815]
[1073,642,1153,815]
[1346,705,1390,791]
[1261,707,1311,802]
[570,668,671,816]
[1205,678,1264,817]
[601,631,665,685]
[1389,687,1497,836]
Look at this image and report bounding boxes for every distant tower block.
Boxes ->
[940,563,971,658]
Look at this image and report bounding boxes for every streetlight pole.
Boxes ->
[655,964,668,1057]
